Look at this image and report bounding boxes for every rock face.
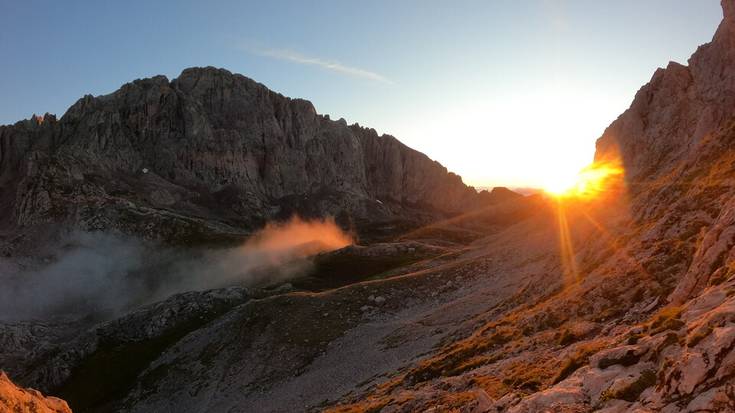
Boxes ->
[0,371,71,413]
[0,67,484,246]
[595,0,735,305]
[596,0,735,185]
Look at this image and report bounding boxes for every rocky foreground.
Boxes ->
[4,2,735,412]
[0,371,70,413]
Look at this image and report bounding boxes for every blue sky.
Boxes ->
[0,1,723,188]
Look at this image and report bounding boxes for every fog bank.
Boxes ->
[0,217,352,321]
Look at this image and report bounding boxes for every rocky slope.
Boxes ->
[5,3,735,413]
[0,371,71,413]
[0,48,531,413]
[0,67,489,250]
[326,2,735,411]
[0,193,540,412]
[596,0,735,185]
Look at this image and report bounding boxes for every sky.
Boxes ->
[0,1,724,189]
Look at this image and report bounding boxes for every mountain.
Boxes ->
[0,53,534,413]
[596,0,735,184]
[0,67,494,250]
[596,0,735,307]
[6,3,735,413]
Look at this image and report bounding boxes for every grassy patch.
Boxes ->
[500,359,556,393]
[687,326,714,347]
[54,305,233,412]
[558,329,578,346]
[553,342,605,384]
[405,327,516,384]
[709,266,734,286]
[648,306,684,335]
[600,369,657,402]
[293,246,440,291]
[400,225,484,245]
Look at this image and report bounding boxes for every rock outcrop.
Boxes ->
[0,371,71,413]
[5,287,256,412]
[596,0,735,186]
[0,67,487,246]
[594,0,735,305]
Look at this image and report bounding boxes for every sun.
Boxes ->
[541,171,582,196]
[542,161,624,199]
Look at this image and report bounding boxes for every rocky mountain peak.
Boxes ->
[722,0,735,25]
[595,0,735,192]
[0,66,493,244]
[174,66,257,98]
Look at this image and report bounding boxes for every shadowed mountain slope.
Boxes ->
[0,67,495,249]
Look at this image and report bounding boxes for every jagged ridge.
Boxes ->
[0,67,490,246]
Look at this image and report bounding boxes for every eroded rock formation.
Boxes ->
[0,67,487,247]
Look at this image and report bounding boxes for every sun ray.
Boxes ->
[555,200,580,284]
[547,154,629,286]
[578,208,654,282]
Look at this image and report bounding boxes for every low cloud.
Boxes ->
[0,217,352,321]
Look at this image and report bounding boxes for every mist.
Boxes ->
[0,217,352,321]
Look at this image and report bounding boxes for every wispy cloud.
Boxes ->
[243,45,393,84]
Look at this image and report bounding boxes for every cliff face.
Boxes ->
[595,0,735,186]
[0,67,481,245]
[593,0,735,305]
